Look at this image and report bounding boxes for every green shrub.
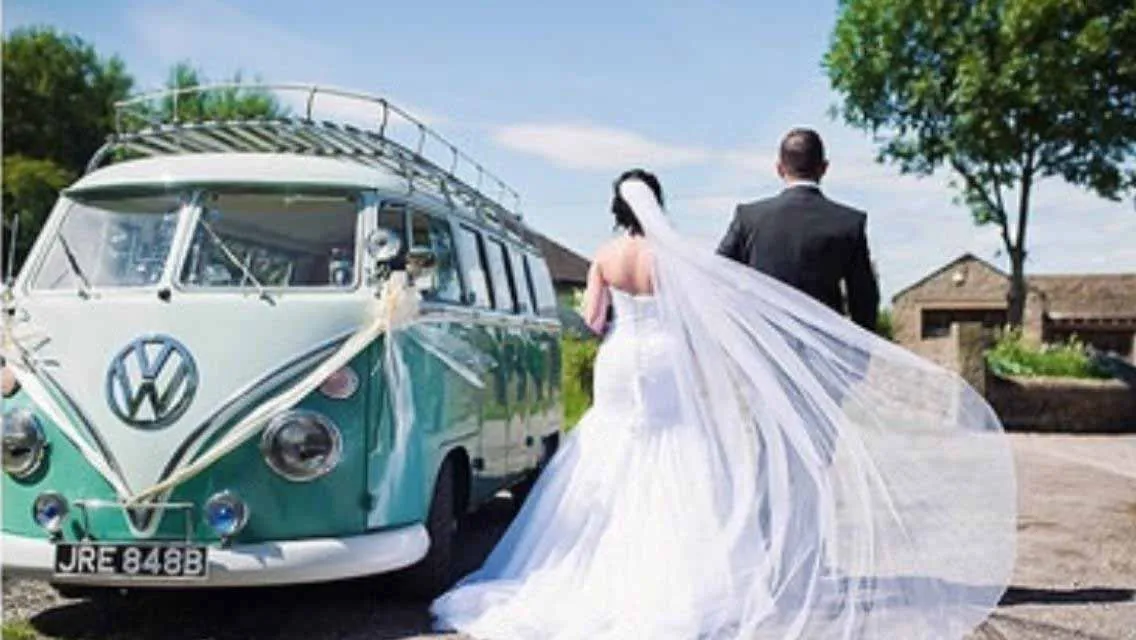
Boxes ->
[2,621,40,640]
[985,329,1110,379]
[875,308,895,341]
[561,335,599,428]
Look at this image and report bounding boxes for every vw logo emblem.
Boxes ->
[105,335,198,428]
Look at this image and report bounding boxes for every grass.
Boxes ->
[986,329,1111,379]
[2,621,41,640]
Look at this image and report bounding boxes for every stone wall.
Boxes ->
[904,335,956,369]
[950,320,1136,432]
[985,375,1136,433]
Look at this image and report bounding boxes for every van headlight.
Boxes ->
[203,491,249,538]
[260,410,342,482]
[33,492,69,533]
[3,408,47,479]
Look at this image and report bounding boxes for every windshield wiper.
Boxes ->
[198,215,275,305]
[57,234,93,299]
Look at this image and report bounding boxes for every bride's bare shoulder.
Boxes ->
[593,237,622,263]
[603,235,643,252]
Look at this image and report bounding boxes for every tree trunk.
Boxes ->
[1007,248,1027,328]
[1008,152,1035,330]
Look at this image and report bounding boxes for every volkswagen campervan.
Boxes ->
[1,85,563,595]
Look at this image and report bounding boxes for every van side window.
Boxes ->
[508,247,534,314]
[525,255,558,316]
[455,225,493,309]
[409,211,463,303]
[485,238,517,313]
[522,255,540,314]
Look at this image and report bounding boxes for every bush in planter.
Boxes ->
[562,335,599,429]
[985,329,1110,379]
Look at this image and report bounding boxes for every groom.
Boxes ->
[717,128,879,331]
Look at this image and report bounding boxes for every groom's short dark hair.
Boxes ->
[779,128,826,180]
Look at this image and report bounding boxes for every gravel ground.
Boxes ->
[4,433,1135,640]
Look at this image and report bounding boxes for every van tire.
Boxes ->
[395,458,457,599]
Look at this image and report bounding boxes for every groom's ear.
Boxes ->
[817,160,829,181]
[775,161,786,180]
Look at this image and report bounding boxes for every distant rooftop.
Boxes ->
[1030,274,1136,319]
[894,253,1136,319]
[530,232,588,287]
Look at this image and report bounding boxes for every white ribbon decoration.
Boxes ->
[1,306,134,497]
[3,273,491,508]
[3,362,134,498]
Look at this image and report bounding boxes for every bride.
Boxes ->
[430,170,1016,639]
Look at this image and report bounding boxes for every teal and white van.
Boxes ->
[0,85,563,595]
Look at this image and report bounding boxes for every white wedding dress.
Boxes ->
[430,181,1016,639]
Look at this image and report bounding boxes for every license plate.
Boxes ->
[54,543,208,580]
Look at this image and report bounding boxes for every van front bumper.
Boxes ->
[1,525,429,587]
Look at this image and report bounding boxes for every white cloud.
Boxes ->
[127,1,444,130]
[717,149,771,174]
[493,123,712,171]
[128,0,331,87]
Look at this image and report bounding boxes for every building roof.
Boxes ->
[1031,274,1136,318]
[891,253,1008,302]
[531,232,589,286]
[893,253,1136,319]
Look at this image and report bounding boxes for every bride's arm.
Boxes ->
[581,260,610,335]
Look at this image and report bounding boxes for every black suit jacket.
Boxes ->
[718,186,880,331]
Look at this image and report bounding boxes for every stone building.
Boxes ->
[892,253,1136,368]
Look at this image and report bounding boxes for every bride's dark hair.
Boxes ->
[611,168,663,236]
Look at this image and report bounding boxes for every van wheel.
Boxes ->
[395,458,457,599]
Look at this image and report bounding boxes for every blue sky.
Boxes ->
[7,0,1136,299]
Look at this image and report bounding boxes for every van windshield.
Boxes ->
[180,191,360,289]
[31,192,185,291]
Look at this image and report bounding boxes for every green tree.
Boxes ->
[157,62,287,122]
[825,0,1136,326]
[1,156,74,276]
[2,27,133,275]
[0,30,284,274]
[2,27,133,174]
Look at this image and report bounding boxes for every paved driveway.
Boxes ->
[4,434,1135,639]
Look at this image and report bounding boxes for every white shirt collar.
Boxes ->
[784,179,821,191]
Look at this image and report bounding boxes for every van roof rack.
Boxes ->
[88,83,529,241]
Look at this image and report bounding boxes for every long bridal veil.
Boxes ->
[616,179,1016,638]
[432,179,1016,640]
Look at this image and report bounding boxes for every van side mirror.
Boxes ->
[366,228,402,264]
